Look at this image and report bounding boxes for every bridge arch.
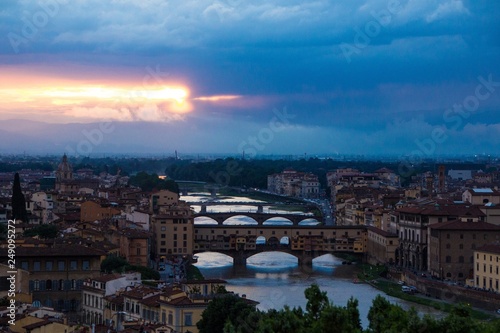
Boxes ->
[263,217,293,225]
[298,218,321,225]
[280,236,289,245]
[194,216,218,225]
[267,236,280,247]
[247,251,299,269]
[256,236,266,245]
[222,215,258,225]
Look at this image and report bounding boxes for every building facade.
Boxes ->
[150,190,194,262]
[473,243,500,292]
[429,220,500,281]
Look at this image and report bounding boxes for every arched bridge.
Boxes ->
[194,212,322,226]
[193,225,366,266]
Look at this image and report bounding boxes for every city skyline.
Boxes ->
[0,1,499,155]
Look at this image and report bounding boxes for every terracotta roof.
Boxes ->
[366,226,398,238]
[0,244,106,257]
[92,274,122,283]
[429,220,500,231]
[397,204,485,217]
[139,293,161,307]
[23,319,55,330]
[476,243,500,254]
[122,286,158,299]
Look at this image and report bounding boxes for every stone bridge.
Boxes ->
[194,212,322,225]
[194,246,333,267]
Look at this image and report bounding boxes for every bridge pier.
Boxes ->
[297,252,314,268]
[233,252,247,268]
[200,204,207,213]
[257,204,263,213]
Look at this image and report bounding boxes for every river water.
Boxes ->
[186,193,444,327]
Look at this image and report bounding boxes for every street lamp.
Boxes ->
[107,311,129,333]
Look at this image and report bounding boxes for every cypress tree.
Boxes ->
[11,172,27,222]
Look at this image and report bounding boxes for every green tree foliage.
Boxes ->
[197,284,500,333]
[11,173,27,222]
[304,283,329,322]
[197,294,259,333]
[101,255,129,273]
[128,171,179,193]
[23,224,58,239]
[100,256,160,280]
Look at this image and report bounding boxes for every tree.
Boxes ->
[197,294,259,333]
[100,256,160,279]
[128,172,179,193]
[11,173,27,222]
[101,256,129,273]
[23,224,58,239]
[304,283,329,321]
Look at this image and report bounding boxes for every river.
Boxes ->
[185,193,444,327]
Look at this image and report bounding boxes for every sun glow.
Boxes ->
[0,72,192,122]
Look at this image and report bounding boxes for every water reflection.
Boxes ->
[194,252,445,328]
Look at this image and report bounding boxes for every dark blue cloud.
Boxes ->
[0,0,499,155]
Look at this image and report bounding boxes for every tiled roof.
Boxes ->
[0,244,106,257]
[367,226,398,238]
[429,220,500,231]
[476,243,500,254]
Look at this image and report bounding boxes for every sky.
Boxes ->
[0,0,499,157]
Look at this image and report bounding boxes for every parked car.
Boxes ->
[402,286,412,293]
[409,286,418,293]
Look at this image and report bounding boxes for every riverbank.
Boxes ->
[347,262,497,321]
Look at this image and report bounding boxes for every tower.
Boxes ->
[55,154,73,191]
[438,165,446,193]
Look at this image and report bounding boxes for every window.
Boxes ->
[168,312,173,325]
[460,234,463,239]
[161,234,166,238]
[33,261,41,271]
[459,244,463,250]
[70,261,77,270]
[58,261,65,271]
[137,248,141,255]
[21,261,28,270]
[446,243,450,249]
[45,261,53,271]
[174,234,177,240]
[184,312,193,326]
[459,256,464,263]
[446,233,450,239]
[82,260,90,270]
[46,280,52,290]
[445,256,451,263]
[34,280,40,291]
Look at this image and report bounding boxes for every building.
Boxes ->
[81,273,140,326]
[473,243,500,292]
[462,188,500,205]
[0,244,105,313]
[396,204,485,272]
[267,169,320,199]
[429,220,500,281]
[80,200,121,222]
[366,227,399,265]
[150,190,194,263]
